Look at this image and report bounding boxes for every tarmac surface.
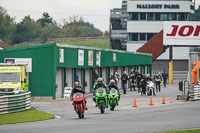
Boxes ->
[1,83,200,133]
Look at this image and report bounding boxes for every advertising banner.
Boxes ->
[88,50,93,66]
[113,53,116,62]
[59,49,64,63]
[96,51,101,67]
[163,21,200,46]
[78,49,84,66]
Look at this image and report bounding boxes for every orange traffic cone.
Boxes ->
[150,96,153,105]
[170,97,173,103]
[133,97,137,107]
[162,96,166,104]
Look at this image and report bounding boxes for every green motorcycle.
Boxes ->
[95,87,108,113]
[108,88,119,111]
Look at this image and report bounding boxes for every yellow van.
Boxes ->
[0,63,29,95]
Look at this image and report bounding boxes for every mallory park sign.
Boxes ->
[137,4,180,9]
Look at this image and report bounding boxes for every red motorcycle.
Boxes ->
[73,92,86,119]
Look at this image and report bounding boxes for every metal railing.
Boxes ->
[189,84,200,101]
[0,92,31,115]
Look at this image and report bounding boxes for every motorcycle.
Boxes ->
[73,92,86,119]
[108,88,119,111]
[95,87,108,113]
[146,81,156,96]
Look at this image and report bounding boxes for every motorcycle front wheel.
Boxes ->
[110,99,115,111]
[99,102,105,114]
[77,105,82,119]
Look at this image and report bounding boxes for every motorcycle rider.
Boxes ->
[129,69,137,91]
[145,74,156,96]
[108,79,120,100]
[70,81,88,110]
[145,74,152,82]
[93,77,108,101]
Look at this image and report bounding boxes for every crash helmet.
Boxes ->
[97,77,103,84]
[74,81,79,87]
[146,73,150,78]
[109,79,115,85]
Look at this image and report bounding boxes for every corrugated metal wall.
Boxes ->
[0,43,152,99]
[56,45,152,68]
[0,44,56,97]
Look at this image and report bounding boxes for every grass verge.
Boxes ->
[159,129,200,133]
[0,109,54,125]
[62,39,109,49]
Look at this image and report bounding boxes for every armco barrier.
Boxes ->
[189,84,200,101]
[0,92,31,115]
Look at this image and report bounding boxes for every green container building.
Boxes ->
[0,43,152,99]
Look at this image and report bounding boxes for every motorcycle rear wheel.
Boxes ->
[149,89,152,96]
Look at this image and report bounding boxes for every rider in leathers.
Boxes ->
[108,79,120,100]
[70,81,88,110]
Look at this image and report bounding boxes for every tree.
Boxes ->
[0,6,15,44]
[37,12,53,27]
[104,31,109,36]
[61,16,103,38]
[0,6,103,45]
[12,15,39,44]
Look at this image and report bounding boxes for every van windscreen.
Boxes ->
[0,73,20,82]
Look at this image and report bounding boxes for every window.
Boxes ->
[132,13,139,20]
[129,33,138,41]
[178,13,186,21]
[155,13,161,21]
[147,13,155,21]
[132,33,138,41]
[147,33,155,41]
[129,33,156,41]
[128,12,188,21]
[171,13,177,21]
[128,13,132,20]
[0,73,20,82]
[161,13,170,21]
[139,33,146,41]
[140,13,146,20]
[190,5,194,10]
[128,13,139,20]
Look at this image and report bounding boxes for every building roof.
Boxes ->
[0,40,12,49]
[0,43,151,57]
[56,43,151,56]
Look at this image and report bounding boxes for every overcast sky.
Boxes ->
[0,0,199,32]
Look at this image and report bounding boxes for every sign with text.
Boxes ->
[78,49,84,66]
[113,53,116,62]
[59,49,64,63]
[4,58,32,72]
[96,51,101,67]
[137,4,179,9]
[88,50,93,66]
[163,21,200,46]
